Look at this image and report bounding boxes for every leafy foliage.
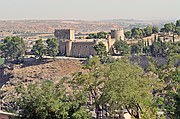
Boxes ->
[32,39,46,60]
[101,60,161,119]
[14,80,91,119]
[0,36,25,63]
[163,23,176,33]
[131,28,144,38]
[144,26,153,36]
[87,32,108,39]
[93,42,107,58]
[46,38,59,58]
[70,57,163,119]
[175,20,180,35]
[71,57,106,119]
[124,31,132,39]
[125,26,159,39]
[131,41,144,55]
[152,26,159,34]
[114,40,130,55]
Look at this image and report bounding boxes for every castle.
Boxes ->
[54,28,124,57]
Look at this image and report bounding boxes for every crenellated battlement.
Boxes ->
[111,28,125,40]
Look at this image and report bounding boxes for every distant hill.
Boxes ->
[101,19,176,30]
[0,19,176,37]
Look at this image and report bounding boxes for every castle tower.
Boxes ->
[111,28,125,40]
[54,29,75,40]
[54,29,75,56]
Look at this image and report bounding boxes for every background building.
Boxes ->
[54,28,124,57]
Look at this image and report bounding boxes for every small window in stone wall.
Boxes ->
[86,46,88,48]
[79,46,81,48]
[74,46,76,48]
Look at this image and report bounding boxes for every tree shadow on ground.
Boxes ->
[0,73,13,88]
[21,58,53,68]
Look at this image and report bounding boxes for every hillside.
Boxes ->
[0,59,87,111]
[1,59,86,90]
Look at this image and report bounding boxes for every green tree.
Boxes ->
[102,60,162,119]
[71,57,106,119]
[131,28,143,38]
[14,80,91,119]
[114,40,130,55]
[87,32,108,39]
[124,31,132,39]
[144,26,153,36]
[175,26,180,35]
[141,28,146,37]
[149,39,170,57]
[97,32,108,39]
[152,26,159,34]
[93,42,107,58]
[87,33,97,39]
[143,45,151,56]
[46,38,59,58]
[145,48,180,118]
[131,41,144,55]
[160,67,180,119]
[32,39,46,60]
[0,37,11,60]
[176,19,180,27]
[175,20,180,35]
[162,23,176,33]
[0,36,25,63]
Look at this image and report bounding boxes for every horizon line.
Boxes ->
[0,18,178,22]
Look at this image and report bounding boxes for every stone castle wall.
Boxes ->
[55,28,124,57]
[58,41,66,55]
[71,42,96,57]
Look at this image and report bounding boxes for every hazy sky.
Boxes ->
[0,0,179,20]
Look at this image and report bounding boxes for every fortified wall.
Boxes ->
[54,28,124,57]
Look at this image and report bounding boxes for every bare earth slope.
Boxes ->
[2,59,86,90]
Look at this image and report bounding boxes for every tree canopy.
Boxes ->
[124,26,159,39]
[114,40,130,55]
[87,32,108,39]
[14,80,91,119]
[32,39,46,60]
[161,23,176,33]
[102,60,161,119]
[124,31,132,39]
[0,36,25,63]
[93,42,107,58]
[131,41,144,55]
[46,38,59,58]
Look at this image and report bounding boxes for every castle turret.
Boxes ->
[111,28,125,40]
